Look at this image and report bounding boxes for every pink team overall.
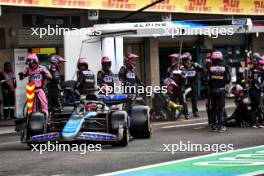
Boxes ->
[19,53,52,116]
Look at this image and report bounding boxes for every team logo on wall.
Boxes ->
[16,56,26,65]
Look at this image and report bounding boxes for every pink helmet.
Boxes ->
[26,53,39,62]
[124,53,138,68]
[180,52,192,60]
[78,58,88,70]
[211,51,223,60]
[101,56,112,71]
[101,56,111,63]
[168,53,180,59]
[126,53,138,59]
[235,85,243,92]
[164,77,177,92]
[26,53,39,69]
[164,77,177,87]
[78,58,88,64]
[231,84,243,95]
[257,58,264,65]
[169,53,180,67]
[50,55,66,63]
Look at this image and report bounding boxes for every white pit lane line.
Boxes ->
[0,141,20,146]
[154,117,207,126]
[0,127,16,135]
[162,122,208,129]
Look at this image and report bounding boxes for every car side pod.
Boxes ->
[62,111,97,140]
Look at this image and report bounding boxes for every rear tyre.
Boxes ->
[130,106,152,138]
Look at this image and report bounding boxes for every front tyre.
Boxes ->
[112,126,129,147]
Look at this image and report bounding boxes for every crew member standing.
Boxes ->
[97,56,115,88]
[47,55,65,111]
[0,62,17,119]
[206,51,231,132]
[180,52,203,117]
[202,53,212,126]
[248,55,264,128]
[76,58,96,99]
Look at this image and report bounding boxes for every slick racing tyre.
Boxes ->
[26,112,47,149]
[112,126,129,147]
[110,111,129,147]
[130,105,152,138]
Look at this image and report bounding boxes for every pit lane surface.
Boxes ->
[1,109,264,176]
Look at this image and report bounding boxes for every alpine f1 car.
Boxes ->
[17,83,152,148]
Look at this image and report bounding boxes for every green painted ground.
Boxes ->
[108,146,264,176]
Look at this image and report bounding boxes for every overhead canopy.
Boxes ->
[93,18,253,37]
[64,18,253,81]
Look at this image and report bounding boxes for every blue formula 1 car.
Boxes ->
[19,94,152,147]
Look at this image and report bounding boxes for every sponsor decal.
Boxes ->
[210,66,226,72]
[52,0,90,7]
[185,70,197,77]
[149,0,176,11]
[0,0,34,4]
[133,22,168,28]
[211,75,224,80]
[252,0,264,13]
[0,0,263,15]
[220,0,243,13]
[102,0,136,9]
[103,76,113,83]
[185,0,212,12]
